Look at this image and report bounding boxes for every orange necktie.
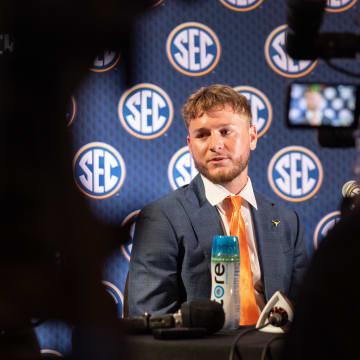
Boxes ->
[226,196,259,326]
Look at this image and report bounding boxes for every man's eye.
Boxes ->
[221,129,230,135]
[196,133,206,138]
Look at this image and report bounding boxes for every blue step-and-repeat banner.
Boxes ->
[2,0,359,356]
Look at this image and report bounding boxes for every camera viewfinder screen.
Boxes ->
[287,83,358,128]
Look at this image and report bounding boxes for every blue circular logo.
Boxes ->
[121,210,140,261]
[89,50,120,72]
[325,0,357,12]
[313,211,341,249]
[102,281,124,317]
[73,142,126,199]
[168,146,198,190]
[214,285,224,299]
[265,25,317,78]
[268,146,323,202]
[234,86,272,137]
[219,0,264,11]
[166,22,221,76]
[40,349,63,358]
[66,96,76,127]
[118,83,173,139]
[153,0,164,6]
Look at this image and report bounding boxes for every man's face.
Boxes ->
[187,105,257,189]
[304,90,323,111]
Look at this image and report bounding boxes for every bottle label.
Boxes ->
[210,260,240,329]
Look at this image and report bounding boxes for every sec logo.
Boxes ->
[73,142,126,199]
[153,0,164,6]
[219,0,264,11]
[102,281,124,317]
[66,96,76,127]
[40,350,63,358]
[118,83,173,139]
[166,22,221,76]
[313,211,341,249]
[168,146,198,190]
[265,25,317,78]
[325,0,357,12]
[268,146,323,202]
[233,86,272,137]
[121,210,140,262]
[89,50,120,72]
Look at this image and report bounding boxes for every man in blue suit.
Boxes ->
[128,84,308,319]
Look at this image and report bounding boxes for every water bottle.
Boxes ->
[210,235,240,329]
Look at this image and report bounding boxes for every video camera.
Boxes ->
[285,0,360,148]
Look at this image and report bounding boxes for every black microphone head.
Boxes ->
[180,299,225,334]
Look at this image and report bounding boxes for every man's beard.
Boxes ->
[194,150,250,185]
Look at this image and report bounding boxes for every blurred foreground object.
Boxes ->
[0,1,154,359]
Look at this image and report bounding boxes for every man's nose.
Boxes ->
[209,132,224,151]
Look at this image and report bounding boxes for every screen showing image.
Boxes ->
[287,83,359,128]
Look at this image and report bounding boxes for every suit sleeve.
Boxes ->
[127,204,182,317]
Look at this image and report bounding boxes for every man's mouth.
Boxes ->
[208,156,228,163]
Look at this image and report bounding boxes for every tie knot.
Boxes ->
[227,196,242,211]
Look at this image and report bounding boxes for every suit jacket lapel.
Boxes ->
[251,192,282,301]
[182,175,224,272]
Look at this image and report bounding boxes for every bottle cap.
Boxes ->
[212,235,239,256]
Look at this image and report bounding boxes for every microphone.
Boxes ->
[341,180,360,215]
[268,307,289,327]
[120,299,225,335]
[342,180,360,198]
[256,291,294,333]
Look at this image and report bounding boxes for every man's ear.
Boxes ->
[249,125,257,151]
[187,135,193,156]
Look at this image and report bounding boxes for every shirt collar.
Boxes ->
[201,174,258,210]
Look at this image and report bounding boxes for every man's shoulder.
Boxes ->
[147,186,187,206]
[141,181,198,214]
